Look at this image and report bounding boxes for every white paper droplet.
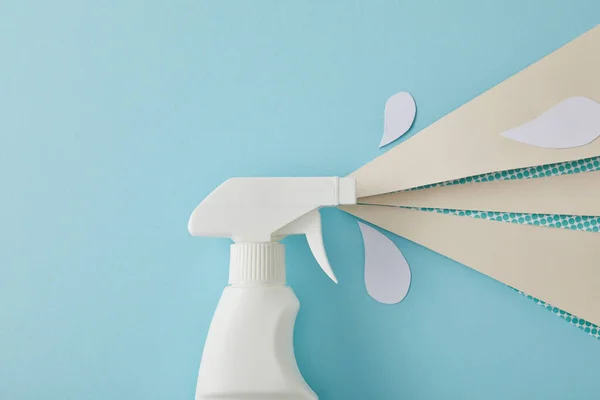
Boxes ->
[501,97,600,149]
[380,92,416,148]
[358,222,411,304]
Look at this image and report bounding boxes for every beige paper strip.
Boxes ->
[360,170,600,216]
[351,25,600,197]
[341,205,600,326]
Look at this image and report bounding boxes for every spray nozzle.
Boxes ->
[188,177,357,283]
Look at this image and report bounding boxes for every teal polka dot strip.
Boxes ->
[511,288,600,340]
[408,156,600,191]
[401,156,600,340]
[411,208,600,233]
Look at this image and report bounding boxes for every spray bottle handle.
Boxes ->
[274,209,337,283]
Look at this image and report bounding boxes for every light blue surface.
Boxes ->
[1,1,599,399]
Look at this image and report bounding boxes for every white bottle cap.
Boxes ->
[229,243,285,285]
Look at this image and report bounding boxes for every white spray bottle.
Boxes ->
[188,177,356,400]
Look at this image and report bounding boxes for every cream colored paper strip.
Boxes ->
[341,205,600,326]
[360,170,600,216]
[351,26,600,197]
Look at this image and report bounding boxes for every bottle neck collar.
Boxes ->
[229,243,285,286]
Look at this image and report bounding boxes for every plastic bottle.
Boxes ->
[188,177,356,400]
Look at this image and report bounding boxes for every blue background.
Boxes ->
[1,1,599,399]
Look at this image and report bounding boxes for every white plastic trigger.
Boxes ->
[274,209,338,283]
[306,229,337,284]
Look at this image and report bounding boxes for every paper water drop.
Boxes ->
[501,97,600,149]
[380,92,416,148]
[358,222,411,304]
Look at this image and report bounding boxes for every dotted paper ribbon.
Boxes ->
[412,209,600,233]
[512,289,600,340]
[409,156,600,191]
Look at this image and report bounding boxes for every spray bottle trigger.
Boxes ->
[273,209,338,283]
[306,229,338,284]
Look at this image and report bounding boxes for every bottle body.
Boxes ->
[195,284,317,400]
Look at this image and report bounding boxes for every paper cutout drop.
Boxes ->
[381,92,416,147]
[501,97,600,149]
[358,222,411,304]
